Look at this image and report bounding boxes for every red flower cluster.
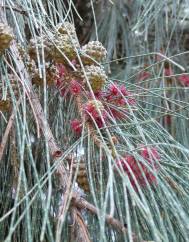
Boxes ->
[139,145,160,161]
[178,74,189,86]
[164,67,173,77]
[55,65,136,130]
[69,79,81,94]
[56,64,82,96]
[83,100,107,128]
[104,83,136,119]
[164,115,172,125]
[56,64,66,87]
[116,146,160,189]
[56,64,67,96]
[70,119,82,135]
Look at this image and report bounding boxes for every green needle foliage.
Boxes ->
[0,1,189,242]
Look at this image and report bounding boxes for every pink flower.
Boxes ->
[94,91,104,99]
[60,87,66,97]
[137,71,151,81]
[164,115,171,125]
[139,146,160,164]
[83,101,107,127]
[108,83,129,96]
[116,150,159,189]
[164,67,173,77]
[88,91,104,99]
[127,98,136,105]
[109,108,125,119]
[120,85,129,96]
[69,80,81,94]
[56,64,66,89]
[118,98,126,106]
[178,74,189,86]
[57,64,66,77]
[94,117,104,128]
[70,119,82,135]
[108,84,119,96]
[56,79,62,88]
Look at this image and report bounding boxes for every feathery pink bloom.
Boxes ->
[118,98,126,106]
[60,87,66,97]
[56,64,66,89]
[139,146,160,163]
[57,64,66,76]
[94,91,103,99]
[164,115,171,125]
[178,74,189,86]
[108,83,119,96]
[116,148,159,189]
[84,102,107,127]
[164,67,173,77]
[120,85,129,96]
[56,79,62,88]
[70,119,82,135]
[69,80,81,94]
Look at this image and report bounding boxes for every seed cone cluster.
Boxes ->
[0,100,11,112]
[83,65,107,91]
[56,22,77,36]
[0,21,135,194]
[28,36,52,61]
[0,75,20,112]
[0,23,14,54]
[27,22,107,92]
[28,23,80,64]
[73,160,90,193]
[32,63,58,86]
[50,34,79,64]
[81,41,107,65]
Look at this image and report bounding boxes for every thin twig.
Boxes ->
[72,192,126,233]
[0,4,28,17]
[0,99,21,161]
[56,157,74,242]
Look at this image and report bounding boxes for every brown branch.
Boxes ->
[72,192,126,233]
[0,99,21,161]
[0,112,14,161]
[0,4,28,17]
[10,42,62,158]
[56,157,74,242]
[70,207,92,242]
